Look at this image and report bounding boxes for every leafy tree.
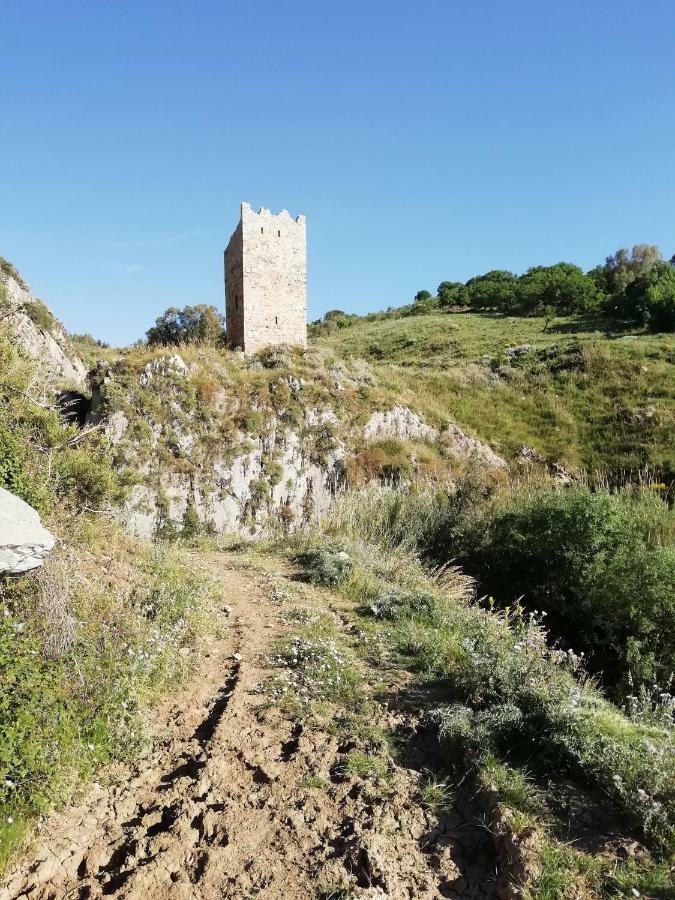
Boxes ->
[517,263,599,315]
[322,309,355,329]
[604,244,662,293]
[437,281,469,308]
[586,264,612,296]
[71,333,110,348]
[618,261,675,331]
[146,304,226,346]
[414,290,433,304]
[465,270,518,312]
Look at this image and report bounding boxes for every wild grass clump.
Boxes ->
[293,546,354,587]
[368,586,437,621]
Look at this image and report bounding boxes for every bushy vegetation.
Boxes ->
[0,330,128,514]
[325,479,675,697]
[0,258,28,291]
[0,305,220,866]
[444,483,675,695]
[146,304,226,347]
[311,242,675,333]
[21,299,56,333]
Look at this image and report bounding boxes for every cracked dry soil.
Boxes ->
[0,553,519,900]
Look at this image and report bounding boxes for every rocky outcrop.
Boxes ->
[0,488,56,573]
[363,405,437,443]
[117,428,344,541]
[87,351,508,541]
[440,423,508,469]
[0,265,87,389]
[363,406,508,470]
[89,356,346,540]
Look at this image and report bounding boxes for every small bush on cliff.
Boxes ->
[22,299,56,333]
[0,258,28,290]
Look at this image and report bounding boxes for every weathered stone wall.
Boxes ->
[224,202,307,353]
[223,221,244,348]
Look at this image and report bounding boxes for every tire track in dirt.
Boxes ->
[1,554,522,900]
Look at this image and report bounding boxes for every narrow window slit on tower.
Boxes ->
[275,316,278,325]
[261,226,264,234]
[277,229,280,237]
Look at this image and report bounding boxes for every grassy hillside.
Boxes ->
[314,311,675,480]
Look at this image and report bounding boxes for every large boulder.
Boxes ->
[0,488,56,574]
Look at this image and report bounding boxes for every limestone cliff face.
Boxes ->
[87,349,507,540]
[87,352,347,539]
[0,264,87,390]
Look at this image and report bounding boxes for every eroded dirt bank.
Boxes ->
[1,554,519,900]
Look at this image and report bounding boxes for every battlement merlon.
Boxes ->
[240,201,306,227]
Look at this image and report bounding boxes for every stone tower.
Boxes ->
[224,202,307,353]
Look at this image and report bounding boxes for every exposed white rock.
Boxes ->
[106,410,129,445]
[0,268,87,389]
[363,405,437,443]
[440,423,508,469]
[118,415,345,540]
[139,354,190,386]
[0,488,56,574]
[364,406,508,470]
[305,407,339,428]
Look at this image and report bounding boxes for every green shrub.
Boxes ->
[451,486,675,693]
[0,425,32,504]
[369,586,437,621]
[295,546,354,587]
[263,458,284,486]
[0,258,28,290]
[146,304,226,346]
[249,478,270,510]
[22,300,55,333]
[54,442,128,510]
[181,501,202,537]
[295,489,675,853]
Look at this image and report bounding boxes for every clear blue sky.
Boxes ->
[2,0,674,345]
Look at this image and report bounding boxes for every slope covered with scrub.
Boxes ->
[313,310,675,480]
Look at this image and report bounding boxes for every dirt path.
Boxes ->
[1,553,518,900]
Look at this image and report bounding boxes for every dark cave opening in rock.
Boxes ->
[57,390,91,428]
